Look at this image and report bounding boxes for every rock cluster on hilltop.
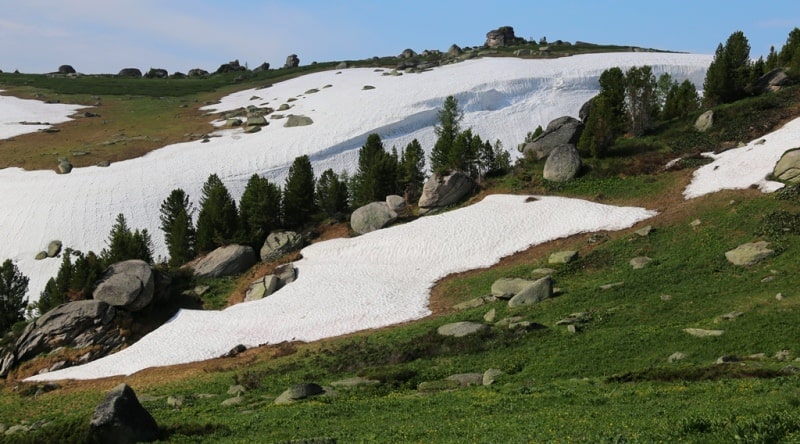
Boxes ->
[485,26,524,48]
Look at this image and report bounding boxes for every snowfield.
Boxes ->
[0,90,86,139]
[5,51,775,381]
[28,195,656,380]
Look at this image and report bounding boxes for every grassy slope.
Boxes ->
[1,55,800,443]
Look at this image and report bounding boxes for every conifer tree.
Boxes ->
[282,155,317,229]
[159,188,196,267]
[196,174,239,252]
[625,65,658,136]
[315,169,350,217]
[238,174,281,249]
[430,95,462,174]
[399,139,426,201]
[0,259,28,335]
[100,213,153,264]
[703,31,751,105]
[765,46,779,71]
[662,79,700,120]
[778,27,800,68]
[351,134,399,207]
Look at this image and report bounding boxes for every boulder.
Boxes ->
[0,300,119,377]
[192,244,257,278]
[284,115,313,127]
[274,383,325,405]
[260,231,303,262]
[88,383,159,444]
[216,60,246,74]
[549,250,578,264]
[244,275,279,302]
[491,278,535,298]
[58,65,76,74]
[437,321,487,337]
[117,68,142,77]
[695,110,713,132]
[774,148,800,183]
[485,26,520,48]
[629,256,652,269]
[188,68,209,78]
[58,159,73,174]
[579,98,593,123]
[508,276,553,307]
[753,68,791,94]
[284,54,300,69]
[398,48,417,59]
[386,194,407,214]
[447,44,463,57]
[446,373,484,387]
[520,116,584,160]
[350,202,397,235]
[144,68,168,79]
[418,171,475,211]
[93,260,155,311]
[46,240,62,258]
[252,62,270,72]
[483,368,504,386]
[274,263,297,285]
[34,251,48,260]
[543,144,581,182]
[725,241,774,266]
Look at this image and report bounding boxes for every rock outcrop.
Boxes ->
[216,60,246,74]
[260,231,303,262]
[725,241,774,266]
[350,202,397,234]
[89,383,159,444]
[520,116,584,160]
[418,171,475,212]
[774,148,800,183]
[485,26,521,48]
[58,65,76,75]
[192,244,257,278]
[93,260,155,312]
[753,68,791,95]
[117,68,142,77]
[543,144,581,182]
[284,54,300,68]
[144,68,168,79]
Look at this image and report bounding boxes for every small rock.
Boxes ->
[530,268,556,277]
[221,397,244,406]
[227,385,246,396]
[600,282,624,290]
[629,256,651,270]
[566,325,578,334]
[446,373,484,387]
[775,350,791,361]
[330,377,379,388]
[689,219,702,228]
[660,294,672,301]
[776,293,785,301]
[483,308,496,323]
[549,250,578,264]
[34,251,48,260]
[634,225,653,237]
[167,395,184,408]
[684,328,725,337]
[437,321,487,337]
[453,296,488,310]
[483,368,504,386]
[716,355,740,364]
[668,352,686,363]
[720,311,744,321]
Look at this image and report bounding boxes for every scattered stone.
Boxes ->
[244,275,279,302]
[284,115,313,127]
[245,116,267,127]
[600,282,624,290]
[684,328,725,337]
[555,312,590,325]
[716,355,740,364]
[166,395,183,408]
[775,350,791,361]
[773,148,800,183]
[779,365,800,375]
[57,159,73,174]
[350,202,397,234]
[274,263,297,285]
[689,219,702,228]
[385,194,406,214]
[668,352,686,363]
[117,68,142,77]
[508,276,553,307]
[437,321,487,337]
[776,293,785,301]
[761,275,776,283]
[221,397,244,406]
[483,368,503,386]
[274,383,325,405]
[634,225,653,237]
[244,125,261,134]
[362,85,375,90]
[530,268,556,277]
[694,110,713,132]
[417,379,461,392]
[720,311,744,321]
[446,373,484,387]
[418,171,475,211]
[88,383,159,444]
[222,344,247,358]
[192,244,257,278]
[566,325,578,334]
[260,231,303,262]
[97,160,111,167]
[491,278,535,298]
[227,385,246,396]
[453,296,491,310]
[483,308,496,323]
[725,241,774,266]
[330,377,379,388]
[548,250,578,264]
[660,294,672,301]
[34,251,48,260]
[629,256,651,270]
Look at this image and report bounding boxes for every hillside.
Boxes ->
[1,40,800,442]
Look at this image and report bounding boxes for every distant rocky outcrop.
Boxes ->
[144,68,168,79]
[260,231,303,262]
[93,260,155,312]
[188,68,209,78]
[252,62,270,72]
[398,48,417,59]
[485,26,523,48]
[117,68,142,77]
[89,383,159,444]
[57,65,76,75]
[192,244,257,278]
[520,116,584,160]
[773,148,800,183]
[543,144,582,182]
[418,171,475,212]
[284,54,300,69]
[216,60,247,74]
[447,44,463,57]
[351,202,397,234]
[0,300,121,377]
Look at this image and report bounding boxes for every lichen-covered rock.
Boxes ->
[192,244,256,278]
[89,383,159,444]
[93,260,155,311]
[350,202,397,235]
[418,171,475,211]
[260,231,303,262]
[520,116,584,160]
[543,144,581,182]
[774,148,800,183]
[725,241,774,266]
[695,110,713,132]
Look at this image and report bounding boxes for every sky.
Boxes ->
[1,0,798,74]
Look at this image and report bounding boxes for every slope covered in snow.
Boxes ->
[0,53,711,301]
[0,90,85,139]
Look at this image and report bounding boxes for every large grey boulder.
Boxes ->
[193,244,257,278]
[774,148,800,183]
[0,300,119,377]
[260,231,303,262]
[508,276,553,307]
[543,144,581,182]
[491,278,535,298]
[244,275,279,302]
[47,240,62,258]
[188,68,209,78]
[520,116,584,160]
[284,115,313,127]
[695,110,713,132]
[418,171,475,211]
[485,26,520,48]
[579,98,593,123]
[93,260,155,312]
[437,321,487,337]
[725,241,774,266]
[117,68,142,77]
[89,383,159,444]
[274,383,325,405]
[284,54,300,68]
[58,65,76,74]
[447,44,463,57]
[144,68,168,79]
[351,202,397,235]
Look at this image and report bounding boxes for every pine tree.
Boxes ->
[765,46,779,71]
[578,67,626,158]
[315,169,350,217]
[778,27,800,68]
[282,155,317,229]
[704,31,751,105]
[100,213,153,264]
[662,79,700,120]
[196,174,239,252]
[238,174,281,249]
[0,259,29,335]
[430,95,462,174]
[351,134,399,207]
[160,188,196,267]
[399,139,426,201]
[625,65,658,136]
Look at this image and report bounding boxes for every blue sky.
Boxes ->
[1,0,798,74]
